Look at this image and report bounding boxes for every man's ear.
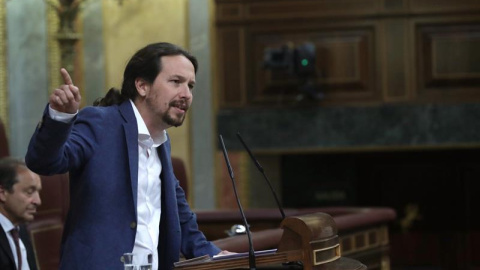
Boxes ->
[135,78,150,98]
[0,185,7,203]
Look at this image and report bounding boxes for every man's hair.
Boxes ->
[94,42,198,106]
[0,157,25,192]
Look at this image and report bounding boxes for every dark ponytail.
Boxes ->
[93,88,126,106]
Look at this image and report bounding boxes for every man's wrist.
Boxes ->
[48,105,77,123]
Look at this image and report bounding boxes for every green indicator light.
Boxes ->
[301,59,309,66]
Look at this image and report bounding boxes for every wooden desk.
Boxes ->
[176,212,367,270]
[196,207,395,270]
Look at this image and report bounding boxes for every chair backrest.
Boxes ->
[27,218,63,270]
[0,118,9,158]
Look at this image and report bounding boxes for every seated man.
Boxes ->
[0,157,41,270]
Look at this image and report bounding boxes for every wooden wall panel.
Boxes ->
[216,3,243,22]
[383,0,406,10]
[217,28,246,107]
[215,0,480,107]
[416,20,480,102]
[383,19,409,101]
[250,26,378,105]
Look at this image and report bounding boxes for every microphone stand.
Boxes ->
[237,132,286,219]
[219,135,256,270]
[237,132,304,268]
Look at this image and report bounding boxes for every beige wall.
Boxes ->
[102,0,192,184]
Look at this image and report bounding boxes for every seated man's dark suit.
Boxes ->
[0,225,37,270]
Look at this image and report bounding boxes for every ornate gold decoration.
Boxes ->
[46,0,82,78]
[0,0,8,132]
[340,226,389,255]
[49,0,82,33]
[400,203,422,233]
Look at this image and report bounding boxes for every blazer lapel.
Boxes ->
[157,141,178,222]
[158,143,173,207]
[118,101,139,216]
[158,143,174,196]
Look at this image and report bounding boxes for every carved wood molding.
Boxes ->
[216,0,480,23]
[216,0,380,23]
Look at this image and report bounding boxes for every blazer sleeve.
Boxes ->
[176,178,221,258]
[158,137,220,258]
[25,105,102,175]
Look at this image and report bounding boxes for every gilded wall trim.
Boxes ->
[0,0,8,130]
[47,2,61,95]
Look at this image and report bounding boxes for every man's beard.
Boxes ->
[163,100,188,127]
[146,96,189,128]
[163,110,186,127]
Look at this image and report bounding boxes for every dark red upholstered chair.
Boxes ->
[27,218,64,269]
[26,173,69,270]
[0,118,9,158]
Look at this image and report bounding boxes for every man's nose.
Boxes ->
[33,192,42,206]
[180,84,193,100]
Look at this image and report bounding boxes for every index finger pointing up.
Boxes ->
[60,68,73,85]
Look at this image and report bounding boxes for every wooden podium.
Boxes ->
[174,212,366,270]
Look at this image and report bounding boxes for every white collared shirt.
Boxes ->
[0,213,30,270]
[130,100,166,270]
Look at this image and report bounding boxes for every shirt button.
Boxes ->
[130,222,136,229]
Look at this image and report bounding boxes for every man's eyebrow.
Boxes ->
[171,73,194,79]
[170,74,195,85]
[170,73,186,78]
[25,185,40,190]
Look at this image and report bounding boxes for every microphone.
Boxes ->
[236,132,303,269]
[236,132,286,220]
[219,134,256,270]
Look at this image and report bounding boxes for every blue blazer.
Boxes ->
[25,101,220,270]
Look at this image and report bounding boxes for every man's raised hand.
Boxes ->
[49,68,81,114]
